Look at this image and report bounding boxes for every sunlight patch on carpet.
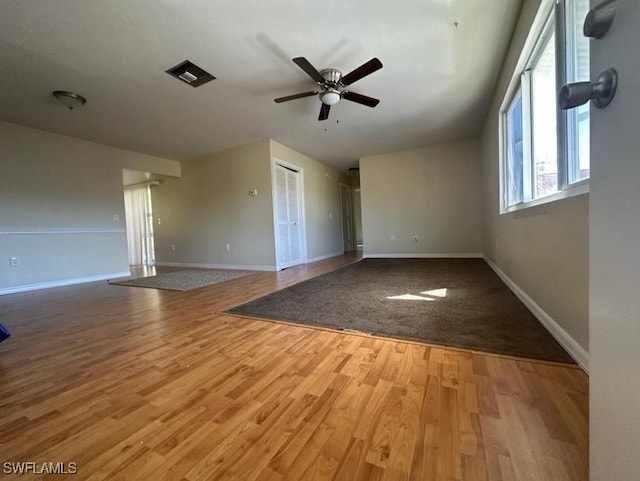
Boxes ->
[387,293,436,301]
[423,288,447,297]
[387,287,447,301]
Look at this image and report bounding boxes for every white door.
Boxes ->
[589,2,640,479]
[275,163,303,269]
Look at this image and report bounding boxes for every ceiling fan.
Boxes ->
[274,57,383,121]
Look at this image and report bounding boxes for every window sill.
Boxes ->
[501,180,589,214]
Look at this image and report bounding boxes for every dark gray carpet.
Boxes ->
[109,269,248,291]
[227,258,574,363]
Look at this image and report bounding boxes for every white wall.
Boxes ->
[0,121,180,293]
[589,1,640,479]
[479,0,589,358]
[360,141,483,257]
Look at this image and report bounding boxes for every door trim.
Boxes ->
[339,183,353,252]
[271,158,308,271]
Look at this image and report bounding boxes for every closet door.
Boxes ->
[275,163,302,268]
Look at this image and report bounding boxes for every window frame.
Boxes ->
[504,86,526,207]
[499,0,590,214]
[560,0,591,186]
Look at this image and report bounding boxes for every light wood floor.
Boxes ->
[0,254,588,480]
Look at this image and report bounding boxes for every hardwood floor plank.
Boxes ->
[0,254,588,480]
[148,419,224,481]
[267,389,337,475]
[382,383,422,479]
[332,438,370,481]
[364,385,407,468]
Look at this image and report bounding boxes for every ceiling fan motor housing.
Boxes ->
[320,68,343,87]
[319,69,343,105]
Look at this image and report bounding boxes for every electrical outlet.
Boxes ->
[170,244,176,251]
[413,235,419,243]
[112,214,120,222]
[9,257,20,267]
[225,243,231,252]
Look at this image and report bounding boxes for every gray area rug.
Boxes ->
[109,269,249,291]
[227,258,574,363]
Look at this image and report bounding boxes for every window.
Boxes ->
[501,0,590,211]
[531,25,558,198]
[564,0,591,183]
[505,88,524,205]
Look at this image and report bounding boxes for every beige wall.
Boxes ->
[360,141,483,256]
[479,0,589,352]
[153,139,275,269]
[270,140,348,261]
[589,0,640,478]
[152,139,347,269]
[0,121,180,292]
[0,122,349,288]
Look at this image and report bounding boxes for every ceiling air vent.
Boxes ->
[166,60,215,87]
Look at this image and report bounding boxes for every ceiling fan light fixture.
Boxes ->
[320,90,341,106]
[52,90,87,110]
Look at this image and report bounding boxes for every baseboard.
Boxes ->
[0,271,131,296]
[483,256,589,373]
[306,252,344,263]
[364,253,484,259]
[155,262,277,272]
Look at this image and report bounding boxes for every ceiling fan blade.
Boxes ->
[342,91,380,108]
[292,57,325,84]
[341,58,383,86]
[274,91,318,103]
[318,103,331,121]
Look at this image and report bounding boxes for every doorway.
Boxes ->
[123,184,155,267]
[352,187,363,250]
[272,160,306,270]
[340,183,354,252]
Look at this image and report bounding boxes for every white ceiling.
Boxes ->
[0,0,521,172]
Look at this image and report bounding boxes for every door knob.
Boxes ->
[559,68,618,110]
[583,0,617,39]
